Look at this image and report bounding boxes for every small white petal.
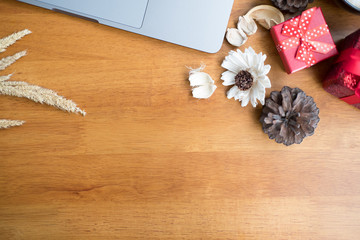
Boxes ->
[250,93,258,107]
[258,90,266,105]
[238,16,258,35]
[189,72,214,87]
[258,76,271,88]
[229,49,249,68]
[236,89,250,102]
[221,71,236,86]
[262,64,271,75]
[226,28,247,47]
[241,95,250,107]
[192,85,217,99]
[221,58,242,73]
[227,86,240,99]
[245,47,256,55]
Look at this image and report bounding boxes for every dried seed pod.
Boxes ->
[237,16,258,35]
[245,5,285,30]
[226,28,248,47]
[188,66,217,99]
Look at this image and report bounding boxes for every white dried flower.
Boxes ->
[0,29,31,53]
[226,28,248,47]
[0,50,27,70]
[221,47,271,107]
[0,119,25,129]
[188,65,217,99]
[237,16,257,36]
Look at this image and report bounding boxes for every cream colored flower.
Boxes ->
[221,47,271,107]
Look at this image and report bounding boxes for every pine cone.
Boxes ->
[271,0,315,13]
[260,86,320,146]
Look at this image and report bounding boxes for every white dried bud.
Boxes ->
[188,66,217,99]
[237,16,257,35]
[226,28,248,47]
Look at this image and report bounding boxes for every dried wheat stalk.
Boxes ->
[0,50,27,70]
[0,29,31,53]
[0,119,25,129]
[0,29,86,129]
[0,75,86,116]
[0,74,12,82]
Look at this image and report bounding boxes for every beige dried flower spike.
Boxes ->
[0,29,31,53]
[0,50,27,71]
[0,119,25,129]
[1,29,86,129]
[0,75,86,116]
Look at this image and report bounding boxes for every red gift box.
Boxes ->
[323,29,360,109]
[271,7,338,74]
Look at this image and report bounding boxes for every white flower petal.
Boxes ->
[226,28,247,47]
[221,57,242,73]
[259,90,266,105]
[189,72,214,87]
[241,95,250,107]
[234,50,250,69]
[258,76,271,88]
[227,85,240,99]
[261,53,267,62]
[236,89,250,101]
[221,71,236,86]
[262,64,271,75]
[250,93,258,107]
[225,51,249,70]
[245,47,256,56]
[192,85,217,99]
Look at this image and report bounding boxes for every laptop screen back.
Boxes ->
[36,0,149,28]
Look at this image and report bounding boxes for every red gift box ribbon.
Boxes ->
[278,7,336,67]
[337,48,360,105]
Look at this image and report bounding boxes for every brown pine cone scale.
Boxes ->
[271,0,315,13]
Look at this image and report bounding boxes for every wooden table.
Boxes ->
[1,0,360,239]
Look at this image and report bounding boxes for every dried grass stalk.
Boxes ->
[0,74,12,82]
[0,50,27,71]
[0,119,25,129]
[0,29,31,53]
[0,76,86,116]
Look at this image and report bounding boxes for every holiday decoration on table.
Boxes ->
[270,7,338,74]
[0,29,86,129]
[245,5,285,30]
[323,29,360,109]
[221,47,271,107]
[226,5,284,47]
[271,0,315,13]
[260,86,320,146]
[188,65,217,99]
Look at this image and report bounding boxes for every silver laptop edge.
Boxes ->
[17,0,234,53]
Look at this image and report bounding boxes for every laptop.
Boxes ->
[17,0,234,53]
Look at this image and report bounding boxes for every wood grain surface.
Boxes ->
[1,0,360,239]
